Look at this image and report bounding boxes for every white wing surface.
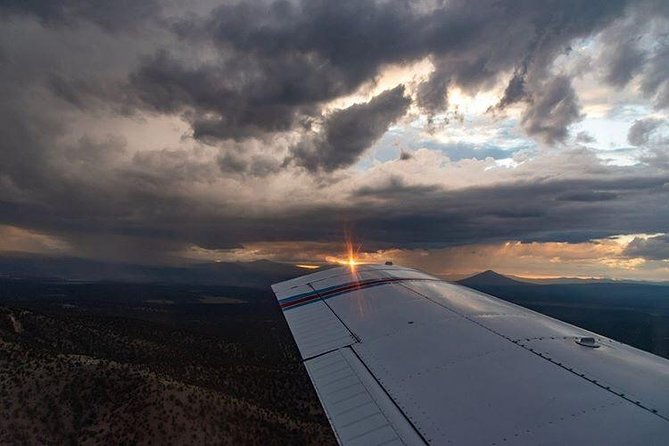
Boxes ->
[272,264,669,445]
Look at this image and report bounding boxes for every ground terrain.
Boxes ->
[0,279,335,445]
[1,267,668,444]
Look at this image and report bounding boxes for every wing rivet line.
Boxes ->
[397,281,669,423]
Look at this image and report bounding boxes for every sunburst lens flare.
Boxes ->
[344,233,360,269]
[326,232,363,269]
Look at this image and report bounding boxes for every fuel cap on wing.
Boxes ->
[575,336,600,348]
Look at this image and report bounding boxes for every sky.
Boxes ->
[0,0,668,280]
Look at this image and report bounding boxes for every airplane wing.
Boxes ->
[272,264,669,445]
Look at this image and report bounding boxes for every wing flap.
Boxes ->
[283,301,356,359]
[305,348,425,445]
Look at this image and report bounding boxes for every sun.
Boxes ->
[344,234,360,269]
[325,232,362,268]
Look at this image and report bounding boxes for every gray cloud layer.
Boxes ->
[520,76,583,145]
[0,0,161,31]
[36,0,664,144]
[289,86,410,172]
[0,0,668,263]
[628,118,664,146]
[624,234,669,260]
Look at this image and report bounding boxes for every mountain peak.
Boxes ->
[480,269,500,276]
[457,270,526,287]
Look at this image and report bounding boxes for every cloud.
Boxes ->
[603,39,646,87]
[624,234,669,260]
[0,0,669,272]
[627,118,664,146]
[592,4,669,110]
[575,131,596,144]
[399,150,413,161]
[288,86,410,172]
[416,60,451,116]
[1,146,669,264]
[638,26,669,109]
[124,0,637,146]
[521,76,584,145]
[352,175,440,200]
[0,0,161,31]
[556,191,618,202]
[218,151,282,177]
[130,49,327,141]
[597,19,647,87]
[0,224,69,254]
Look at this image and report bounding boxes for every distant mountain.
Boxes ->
[455,270,669,358]
[457,270,669,287]
[0,253,320,288]
[457,270,529,287]
[510,275,669,286]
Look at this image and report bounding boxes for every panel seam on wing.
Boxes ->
[306,283,362,343]
[398,282,669,423]
[491,400,627,445]
[344,346,431,445]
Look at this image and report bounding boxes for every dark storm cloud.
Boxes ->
[125,0,634,145]
[1,0,669,264]
[641,43,669,109]
[521,76,583,145]
[601,38,646,87]
[483,0,631,118]
[416,61,451,116]
[399,150,413,161]
[217,152,249,175]
[218,151,282,177]
[130,0,418,140]
[640,21,669,109]
[556,191,618,202]
[579,2,669,114]
[288,86,410,172]
[130,50,325,141]
[628,118,664,146]
[492,69,528,112]
[595,12,653,88]
[3,0,659,148]
[47,75,136,114]
[1,159,668,258]
[131,172,664,253]
[0,0,161,31]
[339,174,669,249]
[623,234,669,260]
[353,176,440,199]
[2,170,665,248]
